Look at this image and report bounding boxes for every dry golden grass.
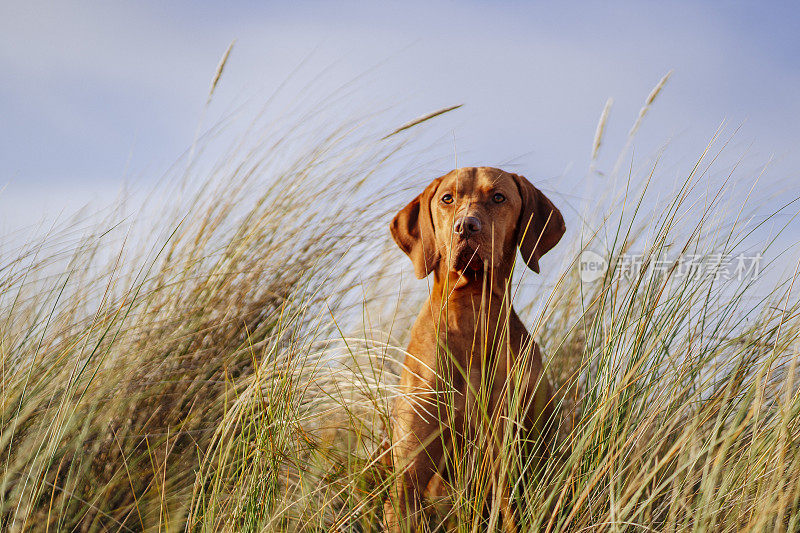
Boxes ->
[2,81,799,533]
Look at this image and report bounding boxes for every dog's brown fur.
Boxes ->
[383,167,565,532]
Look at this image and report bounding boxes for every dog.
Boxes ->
[382,167,565,532]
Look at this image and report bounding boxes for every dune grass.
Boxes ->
[2,91,800,532]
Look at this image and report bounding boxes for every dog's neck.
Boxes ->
[420,268,524,359]
[428,268,515,323]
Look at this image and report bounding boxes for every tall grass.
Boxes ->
[0,110,417,531]
[2,87,800,532]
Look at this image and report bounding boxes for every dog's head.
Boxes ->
[391,167,565,282]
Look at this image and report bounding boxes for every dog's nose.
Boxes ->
[454,216,482,236]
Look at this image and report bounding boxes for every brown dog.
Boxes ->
[383,167,565,532]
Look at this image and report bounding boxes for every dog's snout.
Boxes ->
[453,216,482,236]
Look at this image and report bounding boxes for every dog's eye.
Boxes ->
[441,194,454,204]
[492,192,506,203]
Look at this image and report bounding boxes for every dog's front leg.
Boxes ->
[384,394,447,533]
[494,474,518,533]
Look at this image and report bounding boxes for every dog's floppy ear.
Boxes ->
[511,173,566,273]
[390,179,441,278]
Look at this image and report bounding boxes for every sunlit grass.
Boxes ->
[2,85,799,532]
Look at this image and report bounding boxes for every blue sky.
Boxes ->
[1,1,799,244]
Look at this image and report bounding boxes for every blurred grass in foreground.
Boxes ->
[2,85,800,532]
